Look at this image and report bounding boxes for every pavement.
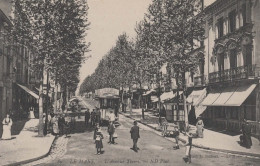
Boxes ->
[0,118,55,166]
[120,108,260,158]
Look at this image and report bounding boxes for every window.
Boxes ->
[199,58,205,75]
[230,49,237,69]
[242,3,247,26]
[218,54,224,72]
[229,10,236,33]
[217,17,224,38]
[243,46,252,66]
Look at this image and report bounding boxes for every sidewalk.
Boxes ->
[0,119,55,166]
[121,109,260,158]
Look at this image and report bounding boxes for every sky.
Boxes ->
[78,0,216,91]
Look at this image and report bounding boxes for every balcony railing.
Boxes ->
[209,64,258,83]
[194,75,207,86]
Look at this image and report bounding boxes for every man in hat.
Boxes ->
[130,121,140,152]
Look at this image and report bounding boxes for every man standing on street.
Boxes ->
[107,121,115,144]
[130,121,140,152]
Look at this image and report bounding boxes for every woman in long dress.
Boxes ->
[196,117,204,138]
[2,113,13,140]
[50,114,59,135]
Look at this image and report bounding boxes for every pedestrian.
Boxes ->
[85,109,90,127]
[58,114,65,136]
[109,110,115,123]
[93,123,100,141]
[95,128,103,155]
[50,113,59,135]
[183,132,193,164]
[108,121,116,144]
[241,119,252,148]
[196,116,204,138]
[28,106,35,119]
[161,118,168,136]
[1,113,13,140]
[173,125,180,150]
[64,114,71,137]
[130,121,140,152]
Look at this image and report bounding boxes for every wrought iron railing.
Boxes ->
[209,64,258,83]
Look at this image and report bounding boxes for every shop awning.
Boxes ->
[160,91,175,102]
[187,88,207,106]
[195,105,207,118]
[225,84,257,106]
[160,91,183,103]
[151,96,158,103]
[17,83,39,99]
[211,86,237,106]
[201,89,221,106]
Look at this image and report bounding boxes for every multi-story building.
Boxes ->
[0,9,13,121]
[181,0,260,136]
[0,6,39,122]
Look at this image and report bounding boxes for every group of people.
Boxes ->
[84,109,101,127]
[92,120,140,155]
[47,113,71,137]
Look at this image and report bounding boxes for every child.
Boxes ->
[183,132,193,163]
[95,128,103,155]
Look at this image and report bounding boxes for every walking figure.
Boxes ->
[95,128,103,155]
[130,121,140,152]
[183,132,193,164]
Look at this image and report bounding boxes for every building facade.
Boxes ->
[182,0,260,136]
[0,9,13,121]
[0,7,40,122]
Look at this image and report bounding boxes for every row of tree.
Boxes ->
[80,0,204,94]
[80,0,205,130]
[10,0,90,136]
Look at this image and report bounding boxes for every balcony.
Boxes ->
[194,75,207,87]
[209,65,259,83]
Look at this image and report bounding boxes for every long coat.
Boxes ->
[130,125,140,140]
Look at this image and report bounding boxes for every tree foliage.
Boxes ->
[11,0,90,93]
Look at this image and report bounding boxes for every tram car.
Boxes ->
[95,88,120,125]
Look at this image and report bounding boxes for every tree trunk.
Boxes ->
[176,72,180,125]
[182,72,189,132]
[38,66,47,137]
[129,86,132,114]
[54,72,58,113]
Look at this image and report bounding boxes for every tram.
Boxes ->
[95,88,120,125]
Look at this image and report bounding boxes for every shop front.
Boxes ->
[201,83,259,135]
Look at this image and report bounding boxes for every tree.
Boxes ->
[12,0,90,136]
[143,0,205,130]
